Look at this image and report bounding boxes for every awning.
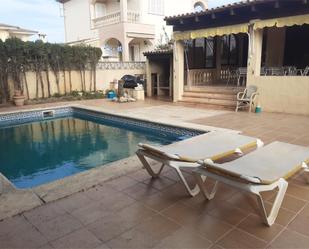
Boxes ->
[173,23,249,41]
[254,14,309,30]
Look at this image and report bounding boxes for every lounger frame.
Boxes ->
[193,161,309,227]
[136,139,263,197]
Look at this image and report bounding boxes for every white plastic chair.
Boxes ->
[235,85,259,113]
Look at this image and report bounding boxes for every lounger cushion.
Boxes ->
[203,142,309,184]
[139,131,259,162]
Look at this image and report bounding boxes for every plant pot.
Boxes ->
[13,95,25,106]
[14,90,22,97]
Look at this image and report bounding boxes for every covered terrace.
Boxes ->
[166,0,309,115]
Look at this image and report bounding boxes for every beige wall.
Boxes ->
[7,67,145,100]
[248,77,309,115]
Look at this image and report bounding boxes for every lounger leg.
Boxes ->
[302,162,309,183]
[254,178,288,227]
[193,172,219,200]
[136,150,165,178]
[173,167,204,197]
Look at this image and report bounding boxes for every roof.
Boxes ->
[143,48,173,57]
[166,0,309,32]
[0,23,38,35]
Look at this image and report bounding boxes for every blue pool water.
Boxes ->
[0,113,197,189]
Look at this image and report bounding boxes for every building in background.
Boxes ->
[0,23,38,41]
[57,0,208,62]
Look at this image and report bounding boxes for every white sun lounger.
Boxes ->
[136,131,263,196]
[194,141,309,226]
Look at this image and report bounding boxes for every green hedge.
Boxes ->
[0,38,102,103]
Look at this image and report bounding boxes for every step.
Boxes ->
[183,91,237,101]
[180,96,237,107]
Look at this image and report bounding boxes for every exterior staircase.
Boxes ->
[180,86,245,109]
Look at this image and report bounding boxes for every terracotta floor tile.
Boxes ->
[185,214,233,243]
[269,229,309,248]
[226,192,261,215]
[105,175,139,191]
[56,191,94,213]
[86,203,156,242]
[141,191,181,212]
[217,228,267,249]
[0,222,48,249]
[267,194,307,213]
[128,169,152,182]
[34,213,83,241]
[237,214,284,242]
[286,183,309,201]
[23,202,67,226]
[84,185,119,201]
[51,228,102,249]
[153,227,213,249]
[123,182,159,201]
[288,205,309,237]
[208,201,248,225]
[107,214,180,249]
[161,202,206,226]
[143,176,176,191]
[0,215,31,237]
[264,202,297,227]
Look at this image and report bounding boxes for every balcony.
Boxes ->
[93,11,140,29]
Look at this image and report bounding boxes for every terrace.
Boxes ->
[1,99,309,249]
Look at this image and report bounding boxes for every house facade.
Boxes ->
[162,0,309,115]
[57,0,208,62]
[0,23,38,41]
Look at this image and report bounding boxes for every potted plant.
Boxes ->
[13,89,25,106]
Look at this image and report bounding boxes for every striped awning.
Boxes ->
[254,14,309,30]
[173,23,249,41]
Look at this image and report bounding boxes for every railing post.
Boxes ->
[120,0,128,22]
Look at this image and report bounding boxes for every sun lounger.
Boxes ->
[194,141,309,226]
[136,131,263,196]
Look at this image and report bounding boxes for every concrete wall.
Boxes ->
[248,77,309,115]
[7,67,145,100]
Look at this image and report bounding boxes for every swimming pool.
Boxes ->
[0,107,204,189]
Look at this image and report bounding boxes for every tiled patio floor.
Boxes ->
[1,99,309,249]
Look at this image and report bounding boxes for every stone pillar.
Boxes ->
[173,40,184,102]
[120,0,128,22]
[146,59,152,97]
[248,26,263,80]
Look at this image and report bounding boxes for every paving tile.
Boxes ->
[84,185,119,201]
[185,214,233,243]
[107,214,180,249]
[0,215,31,237]
[0,222,48,249]
[288,205,309,237]
[128,169,152,182]
[87,203,156,242]
[143,176,176,191]
[51,228,102,249]
[153,227,213,249]
[286,183,309,201]
[141,191,181,212]
[226,192,261,215]
[264,202,297,227]
[122,182,159,201]
[208,201,248,225]
[161,202,207,226]
[34,213,83,241]
[269,229,309,248]
[267,193,307,213]
[216,228,267,249]
[237,214,284,242]
[23,202,67,226]
[56,191,94,213]
[105,175,139,191]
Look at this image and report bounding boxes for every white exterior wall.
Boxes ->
[63,0,97,43]
[63,0,207,46]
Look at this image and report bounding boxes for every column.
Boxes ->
[173,40,184,102]
[120,0,128,22]
[146,59,152,97]
[248,26,263,79]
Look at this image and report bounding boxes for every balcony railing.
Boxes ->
[93,11,140,28]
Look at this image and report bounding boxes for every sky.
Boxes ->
[0,0,239,43]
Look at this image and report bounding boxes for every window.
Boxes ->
[95,3,106,18]
[194,2,205,12]
[185,38,216,69]
[148,0,164,15]
[221,35,238,65]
